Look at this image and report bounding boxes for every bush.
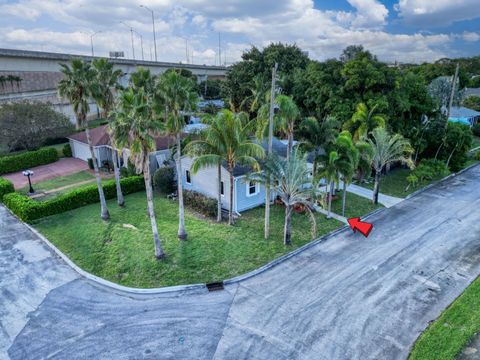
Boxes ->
[0,177,14,201]
[120,159,138,178]
[475,151,480,161]
[0,147,58,175]
[153,167,175,194]
[472,123,480,137]
[62,144,72,157]
[0,101,73,152]
[406,159,450,189]
[3,176,145,222]
[183,190,217,218]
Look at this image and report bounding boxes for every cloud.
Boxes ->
[395,0,480,26]
[347,0,389,29]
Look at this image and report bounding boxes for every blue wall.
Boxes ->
[235,176,267,212]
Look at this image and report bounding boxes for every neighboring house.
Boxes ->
[67,125,182,173]
[464,88,480,98]
[448,106,480,126]
[181,137,319,214]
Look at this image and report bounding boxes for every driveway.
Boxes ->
[2,158,89,189]
[2,165,480,360]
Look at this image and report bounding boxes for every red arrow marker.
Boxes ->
[347,217,373,238]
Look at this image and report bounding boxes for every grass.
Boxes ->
[32,192,343,288]
[0,142,68,158]
[330,191,383,218]
[409,276,480,360]
[19,171,94,195]
[358,168,445,198]
[471,136,480,150]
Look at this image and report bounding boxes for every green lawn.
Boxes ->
[409,276,480,360]
[358,168,445,198]
[19,171,94,195]
[471,136,480,150]
[33,192,343,288]
[331,191,383,218]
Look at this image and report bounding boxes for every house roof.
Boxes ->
[449,106,480,118]
[68,125,185,151]
[465,88,480,98]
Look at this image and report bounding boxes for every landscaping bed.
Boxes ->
[409,276,480,360]
[32,192,342,288]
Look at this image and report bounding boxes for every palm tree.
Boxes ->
[298,116,339,177]
[318,151,340,218]
[241,75,269,113]
[185,115,225,223]
[368,128,414,204]
[335,131,359,217]
[91,58,125,207]
[354,140,374,183]
[58,59,110,220]
[250,149,318,245]
[157,70,198,240]
[110,87,165,259]
[344,102,386,142]
[276,95,300,159]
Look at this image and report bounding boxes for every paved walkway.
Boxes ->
[2,164,480,359]
[2,158,89,189]
[346,183,404,208]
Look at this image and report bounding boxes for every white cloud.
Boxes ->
[461,32,480,42]
[347,0,389,29]
[395,0,480,26]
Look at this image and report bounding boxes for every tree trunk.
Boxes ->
[342,179,347,217]
[446,144,459,168]
[327,181,333,218]
[373,170,381,204]
[176,133,187,240]
[229,168,235,225]
[284,204,292,245]
[85,126,110,220]
[144,159,164,259]
[217,163,222,222]
[434,142,443,160]
[312,158,317,178]
[112,148,124,207]
[287,128,293,161]
[264,182,270,239]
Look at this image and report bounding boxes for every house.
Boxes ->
[67,125,183,173]
[181,137,315,214]
[448,106,480,126]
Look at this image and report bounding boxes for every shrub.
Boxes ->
[475,151,480,161]
[183,190,217,218]
[406,159,449,189]
[120,159,138,178]
[0,177,14,201]
[0,147,58,175]
[153,167,175,194]
[62,144,72,157]
[472,123,480,137]
[3,176,145,222]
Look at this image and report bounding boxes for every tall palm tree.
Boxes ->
[368,128,414,204]
[157,70,198,240]
[91,58,125,207]
[343,102,386,142]
[318,151,340,219]
[185,115,225,223]
[276,95,300,159]
[250,149,318,245]
[110,87,165,259]
[298,116,339,177]
[335,131,359,217]
[58,59,110,220]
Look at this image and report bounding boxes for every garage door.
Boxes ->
[71,140,91,162]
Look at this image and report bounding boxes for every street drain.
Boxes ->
[207,282,224,291]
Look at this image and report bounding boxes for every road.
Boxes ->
[2,165,480,359]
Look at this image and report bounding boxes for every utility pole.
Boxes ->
[446,63,460,123]
[264,62,278,239]
[185,38,189,63]
[140,5,157,61]
[133,30,144,60]
[218,32,221,66]
[120,22,135,60]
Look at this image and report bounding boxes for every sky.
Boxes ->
[0,0,479,65]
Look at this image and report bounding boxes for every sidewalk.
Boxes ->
[346,183,403,208]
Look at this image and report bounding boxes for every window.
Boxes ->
[221,181,224,196]
[247,181,259,196]
[186,170,191,184]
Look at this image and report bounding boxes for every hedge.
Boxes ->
[0,148,58,175]
[3,176,145,222]
[153,166,175,194]
[183,190,217,218]
[0,177,14,201]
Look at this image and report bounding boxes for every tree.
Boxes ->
[335,131,359,216]
[185,114,226,223]
[157,70,198,240]
[58,59,110,220]
[368,128,414,204]
[275,95,300,158]
[428,76,463,111]
[340,45,365,63]
[318,151,340,219]
[250,149,317,245]
[110,87,165,259]
[297,116,339,177]
[91,58,125,207]
[0,101,73,152]
[343,102,386,141]
[463,95,480,112]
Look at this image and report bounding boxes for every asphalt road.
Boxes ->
[2,165,480,360]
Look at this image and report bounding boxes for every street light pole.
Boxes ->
[120,22,135,60]
[90,31,102,56]
[133,30,144,61]
[140,5,157,62]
